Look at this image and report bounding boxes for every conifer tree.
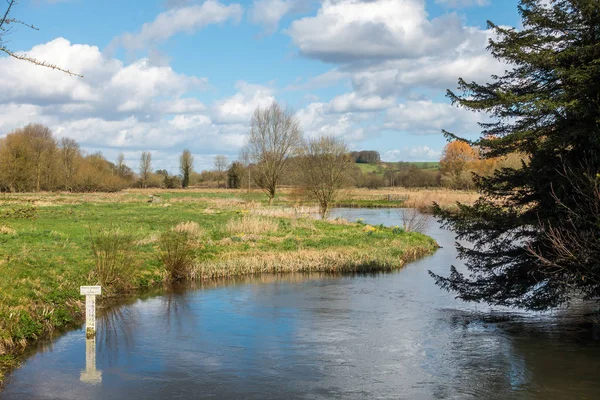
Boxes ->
[432,0,600,310]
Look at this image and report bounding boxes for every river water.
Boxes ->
[2,208,600,399]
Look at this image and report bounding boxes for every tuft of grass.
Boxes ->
[226,215,279,235]
[0,226,16,235]
[173,221,204,241]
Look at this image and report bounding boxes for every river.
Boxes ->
[2,208,599,399]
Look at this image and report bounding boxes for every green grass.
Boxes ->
[355,161,440,176]
[0,190,438,384]
[356,163,384,174]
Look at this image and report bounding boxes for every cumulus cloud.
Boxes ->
[329,92,395,113]
[288,0,469,63]
[110,1,243,52]
[295,102,368,140]
[384,100,483,135]
[0,39,265,170]
[287,0,505,102]
[212,81,276,124]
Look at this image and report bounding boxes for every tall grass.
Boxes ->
[88,227,136,292]
[226,215,279,235]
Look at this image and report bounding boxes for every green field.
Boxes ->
[0,190,437,383]
[356,161,440,176]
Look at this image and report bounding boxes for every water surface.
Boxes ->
[3,208,599,399]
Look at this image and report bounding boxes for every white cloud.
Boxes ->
[0,39,270,171]
[110,1,243,52]
[250,0,308,34]
[384,100,482,135]
[212,81,276,124]
[295,102,367,140]
[329,92,395,113]
[435,0,490,8]
[288,0,468,63]
[384,146,441,161]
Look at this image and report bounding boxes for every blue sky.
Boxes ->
[1,0,521,172]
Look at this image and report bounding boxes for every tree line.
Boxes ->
[0,124,232,192]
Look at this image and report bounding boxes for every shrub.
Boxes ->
[398,208,430,233]
[89,227,136,292]
[159,229,196,282]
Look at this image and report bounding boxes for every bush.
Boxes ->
[89,227,135,291]
[159,229,196,281]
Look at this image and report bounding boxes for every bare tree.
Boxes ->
[297,136,353,218]
[180,149,194,188]
[214,155,228,188]
[1,0,81,76]
[242,102,303,204]
[240,147,252,191]
[59,137,80,191]
[398,208,430,233]
[21,124,56,192]
[116,153,126,177]
[139,152,152,189]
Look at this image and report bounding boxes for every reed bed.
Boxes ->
[194,244,435,279]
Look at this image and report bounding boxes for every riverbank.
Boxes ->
[0,190,438,384]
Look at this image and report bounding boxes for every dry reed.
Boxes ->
[226,215,279,235]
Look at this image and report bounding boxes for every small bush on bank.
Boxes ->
[89,227,136,292]
[159,229,196,281]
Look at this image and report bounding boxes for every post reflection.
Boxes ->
[80,337,102,385]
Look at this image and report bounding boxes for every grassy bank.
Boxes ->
[0,189,438,384]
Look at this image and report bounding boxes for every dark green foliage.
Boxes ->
[350,150,381,163]
[432,0,600,310]
[2,206,37,219]
[227,161,245,189]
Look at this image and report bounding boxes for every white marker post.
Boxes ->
[80,286,101,338]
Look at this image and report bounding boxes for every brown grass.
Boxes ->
[0,226,16,235]
[173,221,204,240]
[343,187,479,212]
[226,215,279,235]
[193,244,435,279]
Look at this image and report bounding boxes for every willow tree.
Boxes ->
[243,102,303,204]
[432,0,600,310]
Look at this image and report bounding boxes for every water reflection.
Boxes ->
[80,338,102,385]
[2,209,600,399]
